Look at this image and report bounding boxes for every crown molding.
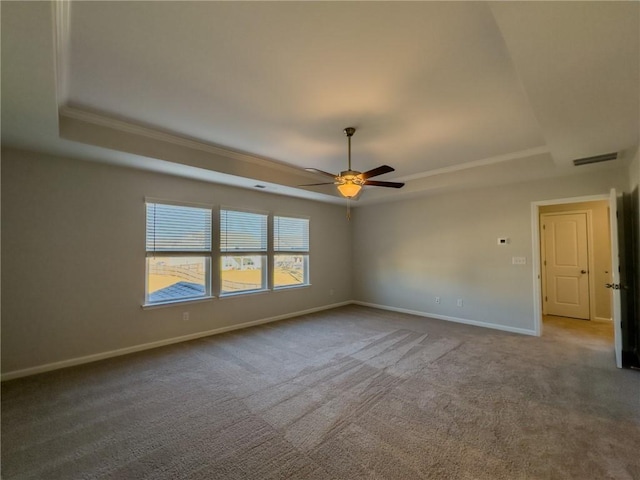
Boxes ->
[53,0,71,106]
[395,146,551,182]
[58,105,319,179]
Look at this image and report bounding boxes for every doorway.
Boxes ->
[538,200,613,324]
[531,195,614,335]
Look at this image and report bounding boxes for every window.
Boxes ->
[274,216,309,288]
[144,203,310,303]
[220,209,268,295]
[145,202,212,305]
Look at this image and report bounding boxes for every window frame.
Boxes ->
[143,201,312,306]
[144,198,214,307]
[219,207,269,297]
[273,214,310,290]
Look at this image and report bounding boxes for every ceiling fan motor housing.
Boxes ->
[340,170,364,183]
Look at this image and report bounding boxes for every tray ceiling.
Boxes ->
[2,1,638,204]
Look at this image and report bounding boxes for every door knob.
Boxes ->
[580,270,587,274]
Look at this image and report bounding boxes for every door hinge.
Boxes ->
[543,260,546,266]
[543,224,546,230]
[545,296,548,302]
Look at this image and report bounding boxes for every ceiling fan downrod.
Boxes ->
[344,127,356,171]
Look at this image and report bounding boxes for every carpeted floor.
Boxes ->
[2,306,639,479]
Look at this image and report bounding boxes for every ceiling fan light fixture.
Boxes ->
[337,181,362,198]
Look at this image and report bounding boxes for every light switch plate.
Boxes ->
[512,256,526,265]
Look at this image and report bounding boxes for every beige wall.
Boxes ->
[352,168,627,333]
[1,148,352,374]
[539,201,611,320]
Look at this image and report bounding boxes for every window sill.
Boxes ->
[219,289,269,299]
[273,284,311,291]
[142,296,214,310]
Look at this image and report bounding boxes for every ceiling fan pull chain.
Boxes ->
[347,199,351,220]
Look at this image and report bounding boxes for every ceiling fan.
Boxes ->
[300,127,405,198]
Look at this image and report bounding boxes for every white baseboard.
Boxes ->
[1,301,351,381]
[353,301,537,336]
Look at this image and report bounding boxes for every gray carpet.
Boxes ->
[2,306,639,479]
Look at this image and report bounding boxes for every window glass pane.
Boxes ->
[220,210,267,252]
[147,256,209,303]
[274,217,309,251]
[221,255,266,294]
[274,254,308,288]
[146,203,211,252]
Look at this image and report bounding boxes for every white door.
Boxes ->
[609,189,622,369]
[542,213,590,319]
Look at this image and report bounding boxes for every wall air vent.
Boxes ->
[573,152,618,166]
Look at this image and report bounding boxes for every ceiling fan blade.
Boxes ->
[298,182,335,186]
[305,168,337,179]
[364,180,405,188]
[360,165,395,180]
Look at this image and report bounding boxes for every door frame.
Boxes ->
[540,210,596,320]
[531,194,609,336]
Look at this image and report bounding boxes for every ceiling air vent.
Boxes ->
[573,152,618,166]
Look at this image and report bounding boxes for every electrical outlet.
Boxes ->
[182,312,190,321]
[456,299,463,307]
[435,296,441,304]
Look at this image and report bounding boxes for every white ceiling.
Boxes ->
[2,1,638,204]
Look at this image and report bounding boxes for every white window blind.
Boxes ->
[274,217,309,251]
[220,210,267,252]
[146,203,212,253]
